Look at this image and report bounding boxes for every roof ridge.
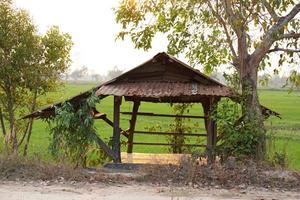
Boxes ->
[103,52,228,87]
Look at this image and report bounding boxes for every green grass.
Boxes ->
[4,84,300,170]
[259,89,300,170]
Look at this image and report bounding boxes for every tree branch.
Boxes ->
[221,0,250,75]
[277,32,300,40]
[268,47,300,53]
[250,3,300,66]
[221,0,239,33]
[262,0,279,21]
[207,0,237,58]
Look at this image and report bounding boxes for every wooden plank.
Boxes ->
[134,131,207,137]
[112,96,122,163]
[127,101,140,153]
[91,132,117,161]
[132,142,206,147]
[121,112,206,119]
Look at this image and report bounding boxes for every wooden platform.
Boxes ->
[121,152,191,165]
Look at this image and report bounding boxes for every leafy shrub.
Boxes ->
[47,93,110,167]
[211,99,262,160]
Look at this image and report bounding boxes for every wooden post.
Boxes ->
[112,96,122,163]
[202,101,212,163]
[127,100,140,153]
[202,97,219,164]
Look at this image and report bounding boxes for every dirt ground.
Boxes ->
[0,181,299,200]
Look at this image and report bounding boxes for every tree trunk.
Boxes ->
[240,63,266,160]
[0,108,6,136]
[18,122,29,147]
[6,89,18,154]
[23,89,38,156]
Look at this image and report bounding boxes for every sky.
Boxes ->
[12,0,299,77]
[14,0,170,75]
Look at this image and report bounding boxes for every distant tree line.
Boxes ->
[65,65,299,91]
[64,66,123,83]
[211,71,299,90]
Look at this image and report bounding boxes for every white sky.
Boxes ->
[13,0,299,77]
[14,0,170,75]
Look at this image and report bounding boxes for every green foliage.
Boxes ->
[115,0,300,78]
[86,147,111,166]
[47,93,109,167]
[143,103,199,154]
[0,1,72,153]
[272,151,288,168]
[115,0,231,73]
[211,99,263,160]
[285,70,300,91]
[167,103,193,153]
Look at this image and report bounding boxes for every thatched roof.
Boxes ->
[96,52,233,103]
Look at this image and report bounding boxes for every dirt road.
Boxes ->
[0,181,299,200]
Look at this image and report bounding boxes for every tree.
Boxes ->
[0,1,72,154]
[106,66,123,80]
[115,0,300,160]
[22,26,73,156]
[91,74,104,82]
[69,66,88,81]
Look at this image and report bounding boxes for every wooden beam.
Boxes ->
[132,142,206,147]
[134,131,207,137]
[91,132,117,161]
[112,96,122,163]
[127,101,140,153]
[121,112,206,119]
[93,112,107,119]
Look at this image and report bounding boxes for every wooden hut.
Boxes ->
[23,52,279,163]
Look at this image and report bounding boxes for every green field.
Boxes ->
[5,83,300,170]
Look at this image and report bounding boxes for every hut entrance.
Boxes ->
[92,96,219,164]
